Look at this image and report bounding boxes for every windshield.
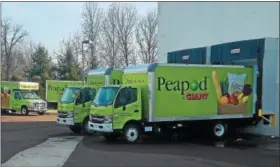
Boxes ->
[93,87,119,106]
[61,87,79,104]
[20,91,40,99]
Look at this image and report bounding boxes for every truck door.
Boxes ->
[113,87,141,130]
[74,88,86,124]
[83,88,96,120]
[74,88,96,123]
[12,91,22,111]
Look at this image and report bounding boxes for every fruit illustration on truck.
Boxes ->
[45,80,83,103]
[87,63,269,143]
[56,68,123,134]
[1,81,47,115]
[213,71,253,115]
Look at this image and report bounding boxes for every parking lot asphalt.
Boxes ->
[1,119,279,167]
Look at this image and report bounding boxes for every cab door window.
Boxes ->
[14,92,21,100]
[87,88,96,102]
[83,88,96,102]
[128,88,137,104]
[114,88,137,108]
[76,89,85,105]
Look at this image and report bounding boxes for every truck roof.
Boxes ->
[1,81,39,90]
[123,63,249,74]
[87,68,123,76]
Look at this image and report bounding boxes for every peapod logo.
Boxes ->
[157,77,209,100]
[48,85,65,92]
[125,79,144,84]
[48,85,66,94]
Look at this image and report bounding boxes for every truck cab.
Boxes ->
[88,85,142,141]
[56,68,124,134]
[56,86,96,133]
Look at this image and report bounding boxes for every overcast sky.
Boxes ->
[2,2,157,55]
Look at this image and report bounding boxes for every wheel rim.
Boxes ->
[21,108,27,115]
[126,128,138,142]
[214,124,225,137]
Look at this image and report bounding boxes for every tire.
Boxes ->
[1,109,7,114]
[21,106,29,115]
[82,117,94,134]
[38,111,45,115]
[69,125,82,133]
[213,122,227,139]
[103,134,119,141]
[123,124,140,144]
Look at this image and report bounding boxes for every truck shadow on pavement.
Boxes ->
[80,132,262,150]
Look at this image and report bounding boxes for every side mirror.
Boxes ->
[122,105,126,111]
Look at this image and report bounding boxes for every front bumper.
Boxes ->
[88,121,113,133]
[28,107,47,112]
[56,117,75,126]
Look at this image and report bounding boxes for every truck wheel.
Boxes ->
[21,107,29,115]
[124,124,140,144]
[69,125,82,133]
[213,122,227,139]
[82,118,94,134]
[103,134,119,141]
[38,111,45,115]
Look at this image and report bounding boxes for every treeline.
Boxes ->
[1,2,157,98]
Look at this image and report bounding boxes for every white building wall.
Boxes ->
[158,2,279,63]
[158,2,279,136]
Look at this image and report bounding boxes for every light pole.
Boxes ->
[81,40,93,86]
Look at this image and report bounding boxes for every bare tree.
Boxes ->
[136,9,158,64]
[1,20,28,80]
[10,41,32,80]
[114,3,137,66]
[81,2,103,69]
[21,40,35,80]
[71,32,82,64]
[99,3,122,68]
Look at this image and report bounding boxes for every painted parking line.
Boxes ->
[1,136,83,167]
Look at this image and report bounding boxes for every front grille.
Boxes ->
[34,103,45,107]
[90,115,105,123]
[57,111,68,118]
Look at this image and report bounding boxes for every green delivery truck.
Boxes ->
[56,68,123,133]
[88,63,274,143]
[45,80,83,103]
[1,81,47,115]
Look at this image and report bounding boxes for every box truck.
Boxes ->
[56,68,123,133]
[88,63,275,143]
[1,81,47,115]
[45,80,82,103]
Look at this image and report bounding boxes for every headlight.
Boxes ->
[104,116,112,123]
[28,103,34,108]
